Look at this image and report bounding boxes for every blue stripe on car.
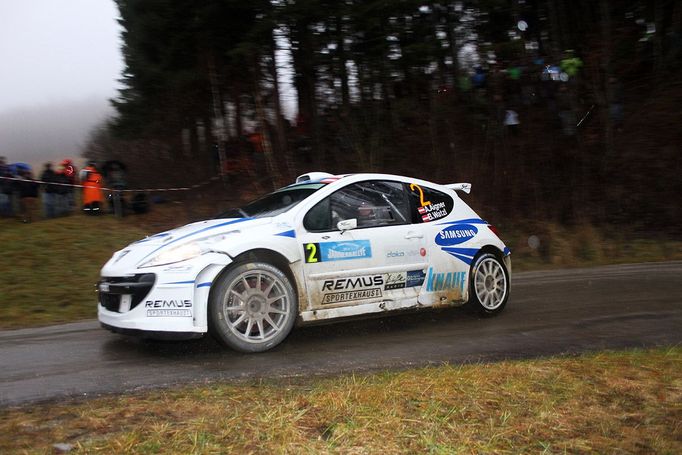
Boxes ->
[197,282,212,288]
[142,218,251,262]
[437,218,488,226]
[275,230,296,238]
[441,246,479,265]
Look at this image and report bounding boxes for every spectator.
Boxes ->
[560,51,583,78]
[79,161,104,214]
[102,160,128,217]
[40,162,58,218]
[17,169,39,223]
[60,158,78,211]
[0,156,13,217]
[54,165,71,217]
[504,109,520,136]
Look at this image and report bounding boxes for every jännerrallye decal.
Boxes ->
[304,240,372,263]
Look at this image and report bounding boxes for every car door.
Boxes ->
[404,181,472,306]
[298,180,428,310]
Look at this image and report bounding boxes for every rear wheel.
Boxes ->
[467,253,509,316]
[208,262,297,352]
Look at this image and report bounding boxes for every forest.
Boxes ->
[84,0,681,231]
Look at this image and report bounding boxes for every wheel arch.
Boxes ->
[476,244,512,280]
[208,248,300,309]
[476,244,505,261]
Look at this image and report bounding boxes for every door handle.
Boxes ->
[404,232,423,239]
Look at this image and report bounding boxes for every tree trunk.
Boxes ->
[269,29,293,181]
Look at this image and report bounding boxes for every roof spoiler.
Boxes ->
[444,182,472,194]
[296,172,334,183]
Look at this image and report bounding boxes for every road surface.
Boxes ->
[1,262,680,406]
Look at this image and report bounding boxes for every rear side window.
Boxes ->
[406,183,454,223]
[304,181,410,231]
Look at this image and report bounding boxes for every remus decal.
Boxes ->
[321,274,384,304]
[322,275,384,291]
[145,299,192,308]
[322,288,382,304]
[147,309,192,317]
[145,299,192,317]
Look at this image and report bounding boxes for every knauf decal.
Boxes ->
[435,224,478,246]
[425,268,466,292]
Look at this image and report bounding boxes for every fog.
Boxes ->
[0,97,113,171]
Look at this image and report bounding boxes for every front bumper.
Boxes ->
[100,322,204,340]
[97,265,223,335]
[98,274,201,333]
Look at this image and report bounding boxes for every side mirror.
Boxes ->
[337,218,357,233]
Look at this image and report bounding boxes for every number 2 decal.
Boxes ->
[304,243,321,263]
[410,183,431,207]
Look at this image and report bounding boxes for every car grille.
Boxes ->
[100,293,121,312]
[98,274,156,313]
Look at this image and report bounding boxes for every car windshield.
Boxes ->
[217,183,326,219]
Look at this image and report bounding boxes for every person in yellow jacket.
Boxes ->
[79,162,104,214]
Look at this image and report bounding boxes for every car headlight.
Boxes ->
[138,231,240,268]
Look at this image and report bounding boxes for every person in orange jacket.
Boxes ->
[79,161,104,214]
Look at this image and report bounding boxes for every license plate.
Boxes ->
[120,294,132,312]
[99,283,110,293]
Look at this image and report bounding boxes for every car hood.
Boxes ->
[102,217,274,274]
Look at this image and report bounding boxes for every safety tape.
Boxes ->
[0,175,221,193]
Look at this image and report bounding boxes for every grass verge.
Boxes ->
[1,209,680,329]
[1,347,680,453]
[502,221,682,271]
[0,215,145,329]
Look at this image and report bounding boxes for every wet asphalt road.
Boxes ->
[1,261,681,407]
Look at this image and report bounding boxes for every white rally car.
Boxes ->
[99,173,511,352]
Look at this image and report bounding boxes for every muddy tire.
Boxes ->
[466,253,509,316]
[208,262,297,353]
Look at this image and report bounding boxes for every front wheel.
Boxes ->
[467,253,509,316]
[208,262,297,353]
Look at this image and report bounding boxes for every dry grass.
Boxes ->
[0,201,212,329]
[1,347,680,454]
[502,221,682,271]
[0,215,146,329]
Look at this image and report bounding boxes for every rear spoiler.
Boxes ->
[444,182,472,194]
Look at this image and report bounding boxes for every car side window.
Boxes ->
[406,183,454,223]
[303,197,330,231]
[303,181,410,231]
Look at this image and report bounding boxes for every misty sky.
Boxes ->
[0,0,123,168]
